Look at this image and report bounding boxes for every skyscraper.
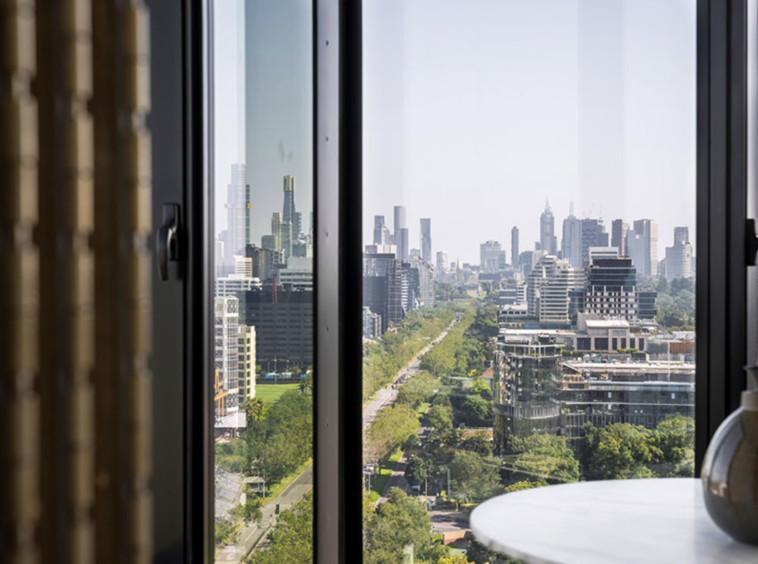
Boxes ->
[398,228,409,260]
[436,251,449,275]
[420,218,432,263]
[665,226,693,280]
[511,226,520,268]
[226,164,251,260]
[561,204,583,269]
[394,206,406,246]
[373,216,390,245]
[580,218,608,266]
[631,219,659,277]
[480,241,506,273]
[540,200,557,256]
[283,175,297,226]
[611,219,629,256]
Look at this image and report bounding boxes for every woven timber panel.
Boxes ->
[1,2,40,563]
[123,4,153,563]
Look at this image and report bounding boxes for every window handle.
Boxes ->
[157,203,180,281]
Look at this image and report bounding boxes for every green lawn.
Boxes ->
[369,447,403,502]
[256,382,300,404]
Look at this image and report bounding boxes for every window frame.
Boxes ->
[171,0,756,561]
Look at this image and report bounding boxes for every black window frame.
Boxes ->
[152,0,757,562]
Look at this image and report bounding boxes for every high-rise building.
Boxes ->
[580,218,608,266]
[630,219,659,277]
[271,212,282,251]
[294,211,302,238]
[540,200,557,255]
[420,218,432,263]
[398,227,409,260]
[373,215,390,245]
[215,296,241,417]
[394,206,406,246]
[280,221,293,259]
[538,260,585,326]
[665,226,693,280]
[480,240,506,273]
[282,175,297,226]
[436,251,449,276]
[611,219,629,256]
[226,164,251,260]
[238,325,257,403]
[584,251,648,319]
[561,206,583,269]
[511,226,520,268]
[242,285,313,367]
[526,255,558,317]
[674,226,689,245]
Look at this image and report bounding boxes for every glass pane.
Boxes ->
[363,1,695,563]
[212,2,314,562]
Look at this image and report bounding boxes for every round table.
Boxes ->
[470,478,758,564]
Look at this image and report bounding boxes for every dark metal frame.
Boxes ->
[184,0,214,562]
[695,0,751,470]
[170,0,757,561]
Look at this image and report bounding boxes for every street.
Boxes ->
[362,315,460,431]
[215,466,313,563]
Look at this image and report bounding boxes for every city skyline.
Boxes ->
[363,0,696,264]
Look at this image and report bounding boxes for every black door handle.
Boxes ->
[158,204,180,281]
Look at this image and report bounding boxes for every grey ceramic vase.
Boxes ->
[701,366,758,545]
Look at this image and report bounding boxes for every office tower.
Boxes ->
[540,200,557,255]
[580,218,608,266]
[271,212,282,251]
[280,221,293,259]
[394,205,406,244]
[511,226,520,268]
[665,226,693,280]
[420,218,432,262]
[246,244,275,281]
[539,260,586,326]
[436,251,449,275]
[674,226,689,245]
[294,211,302,238]
[561,206,583,269]
[373,215,390,245]
[283,175,297,226]
[480,241,506,273]
[215,296,241,416]
[261,235,277,252]
[242,285,313,367]
[398,227,410,260]
[584,251,644,319]
[611,219,629,256]
[238,326,257,402]
[226,164,251,260]
[631,219,659,277]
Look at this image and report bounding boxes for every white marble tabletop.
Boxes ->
[470,478,758,564]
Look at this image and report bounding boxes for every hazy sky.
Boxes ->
[214,0,696,266]
[363,0,696,264]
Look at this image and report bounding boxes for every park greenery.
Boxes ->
[638,275,695,330]
[245,495,313,564]
[363,306,457,401]
[419,306,498,381]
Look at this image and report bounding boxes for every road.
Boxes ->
[362,314,460,431]
[219,314,459,561]
[215,466,313,563]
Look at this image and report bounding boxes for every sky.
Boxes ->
[363,0,696,264]
[214,0,696,266]
[214,0,313,245]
